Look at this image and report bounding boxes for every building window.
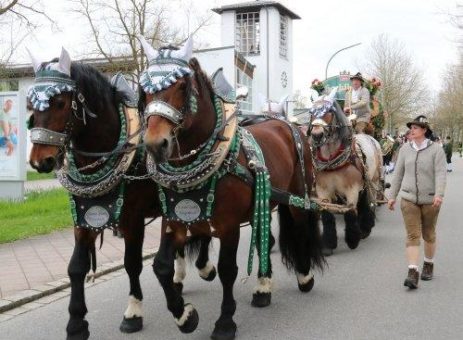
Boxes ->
[236,67,253,114]
[235,12,260,55]
[279,14,288,58]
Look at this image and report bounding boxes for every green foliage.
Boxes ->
[26,171,56,181]
[0,189,72,244]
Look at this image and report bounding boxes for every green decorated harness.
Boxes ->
[141,59,315,276]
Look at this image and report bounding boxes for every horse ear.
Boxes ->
[258,93,267,107]
[58,48,72,76]
[138,35,159,61]
[326,87,338,104]
[26,48,42,73]
[279,94,289,105]
[173,36,193,62]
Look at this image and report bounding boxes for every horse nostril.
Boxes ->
[161,138,168,149]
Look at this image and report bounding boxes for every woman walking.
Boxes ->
[387,115,447,289]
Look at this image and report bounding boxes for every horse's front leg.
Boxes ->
[251,230,273,308]
[119,214,145,333]
[66,228,98,340]
[153,224,199,334]
[344,189,362,250]
[195,236,217,282]
[211,228,240,340]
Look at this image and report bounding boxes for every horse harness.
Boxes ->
[28,71,145,232]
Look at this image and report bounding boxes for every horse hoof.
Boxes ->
[177,304,199,334]
[298,277,315,293]
[322,247,334,256]
[361,230,371,239]
[211,320,237,340]
[345,232,361,250]
[119,316,143,333]
[251,292,271,308]
[66,320,89,340]
[173,282,184,295]
[201,266,217,282]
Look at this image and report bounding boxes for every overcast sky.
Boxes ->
[20,0,460,97]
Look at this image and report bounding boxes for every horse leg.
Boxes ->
[153,228,199,334]
[321,211,337,256]
[119,215,145,333]
[66,228,97,340]
[195,236,217,282]
[358,189,375,239]
[211,229,239,340]
[251,229,273,308]
[278,205,324,292]
[173,248,186,295]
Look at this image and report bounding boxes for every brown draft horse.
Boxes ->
[27,49,214,340]
[308,89,383,255]
[140,38,324,340]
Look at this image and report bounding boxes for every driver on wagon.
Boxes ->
[344,72,371,134]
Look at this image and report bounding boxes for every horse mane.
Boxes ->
[188,57,214,98]
[46,58,123,112]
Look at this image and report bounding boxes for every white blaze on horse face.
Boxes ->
[138,35,159,61]
[254,277,273,294]
[173,255,187,284]
[27,48,42,73]
[124,295,143,318]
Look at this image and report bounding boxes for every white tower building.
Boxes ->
[212,1,300,114]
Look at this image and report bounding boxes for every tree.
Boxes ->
[0,0,54,78]
[363,34,429,133]
[70,0,212,78]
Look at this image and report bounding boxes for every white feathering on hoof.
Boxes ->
[198,261,214,279]
[297,271,314,285]
[174,304,194,326]
[253,277,273,294]
[124,295,143,318]
[174,256,187,283]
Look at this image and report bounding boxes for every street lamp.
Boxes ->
[324,42,362,80]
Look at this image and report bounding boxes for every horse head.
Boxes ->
[28,48,121,173]
[308,88,341,146]
[27,48,76,173]
[139,36,215,163]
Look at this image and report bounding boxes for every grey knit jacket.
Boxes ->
[388,140,447,204]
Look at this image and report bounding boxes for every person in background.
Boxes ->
[344,72,371,134]
[387,115,446,289]
[0,99,15,156]
[458,141,462,158]
[443,136,453,172]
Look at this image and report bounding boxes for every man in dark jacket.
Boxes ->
[443,136,453,172]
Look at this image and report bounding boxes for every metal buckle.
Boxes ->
[71,100,78,110]
[77,93,85,103]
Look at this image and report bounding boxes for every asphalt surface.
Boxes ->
[2,159,463,340]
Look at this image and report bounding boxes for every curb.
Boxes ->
[0,252,156,314]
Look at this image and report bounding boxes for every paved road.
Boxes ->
[1,158,463,339]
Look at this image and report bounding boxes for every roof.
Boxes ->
[0,46,255,79]
[212,1,301,20]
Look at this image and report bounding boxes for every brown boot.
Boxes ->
[421,262,434,281]
[404,268,419,289]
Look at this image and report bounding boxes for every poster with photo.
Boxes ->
[0,92,22,179]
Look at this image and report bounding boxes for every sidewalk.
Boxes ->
[0,220,160,310]
[24,179,61,192]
